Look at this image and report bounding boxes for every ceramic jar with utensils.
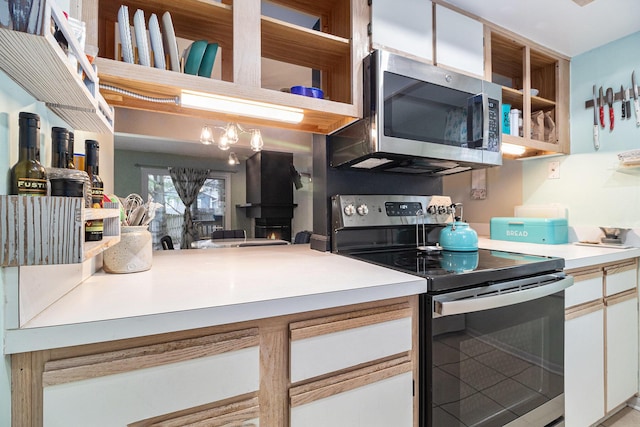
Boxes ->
[103,225,152,273]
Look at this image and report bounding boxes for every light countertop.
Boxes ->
[5,240,640,354]
[5,245,426,353]
[478,237,640,270]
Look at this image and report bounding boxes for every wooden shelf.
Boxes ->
[0,196,120,267]
[502,134,562,158]
[92,0,362,134]
[96,57,358,134]
[487,27,569,156]
[0,2,114,133]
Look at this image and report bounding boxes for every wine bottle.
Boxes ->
[10,112,47,196]
[51,127,69,168]
[84,139,104,241]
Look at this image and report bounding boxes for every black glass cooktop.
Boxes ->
[347,248,564,293]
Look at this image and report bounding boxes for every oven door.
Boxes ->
[420,273,573,427]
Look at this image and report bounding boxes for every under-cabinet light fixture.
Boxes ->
[181,90,304,124]
[502,142,527,156]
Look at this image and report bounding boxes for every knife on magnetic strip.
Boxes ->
[633,71,640,126]
[593,85,599,150]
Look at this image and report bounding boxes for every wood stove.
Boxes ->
[240,151,296,242]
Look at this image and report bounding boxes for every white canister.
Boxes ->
[509,109,521,136]
[103,226,152,273]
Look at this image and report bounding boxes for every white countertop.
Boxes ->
[5,245,426,353]
[5,240,640,354]
[478,237,640,270]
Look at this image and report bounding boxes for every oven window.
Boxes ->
[427,292,564,427]
[383,72,483,148]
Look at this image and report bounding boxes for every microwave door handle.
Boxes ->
[482,93,490,149]
[467,93,486,147]
[434,276,574,317]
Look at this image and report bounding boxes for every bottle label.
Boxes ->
[91,187,104,208]
[16,178,47,196]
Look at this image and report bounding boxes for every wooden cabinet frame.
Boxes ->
[81,0,369,134]
[11,296,418,427]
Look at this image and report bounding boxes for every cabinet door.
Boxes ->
[564,307,605,427]
[290,358,413,427]
[41,329,260,427]
[371,0,433,61]
[434,5,484,77]
[606,292,639,412]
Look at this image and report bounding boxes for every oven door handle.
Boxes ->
[434,276,573,317]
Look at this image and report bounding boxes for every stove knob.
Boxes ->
[426,205,438,215]
[344,204,356,216]
[357,204,369,216]
[437,205,448,215]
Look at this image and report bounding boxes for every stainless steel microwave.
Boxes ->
[329,50,502,175]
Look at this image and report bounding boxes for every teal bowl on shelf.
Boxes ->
[183,40,208,75]
[198,42,219,78]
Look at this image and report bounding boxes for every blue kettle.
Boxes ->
[439,203,478,252]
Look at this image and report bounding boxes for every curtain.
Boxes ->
[169,167,210,249]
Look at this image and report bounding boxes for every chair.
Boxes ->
[293,230,312,244]
[211,229,246,240]
[160,235,174,250]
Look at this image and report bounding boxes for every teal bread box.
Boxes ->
[490,217,569,244]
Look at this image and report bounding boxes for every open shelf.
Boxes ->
[0,196,120,267]
[92,0,360,134]
[0,1,114,133]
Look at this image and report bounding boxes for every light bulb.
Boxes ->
[228,152,239,165]
[250,129,264,151]
[225,123,240,144]
[218,134,230,151]
[200,125,213,145]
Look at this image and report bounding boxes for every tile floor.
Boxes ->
[598,407,640,427]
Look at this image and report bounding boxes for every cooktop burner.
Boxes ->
[347,248,564,293]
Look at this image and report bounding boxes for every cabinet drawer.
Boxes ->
[290,303,412,383]
[565,268,603,308]
[604,261,638,297]
[290,357,413,427]
[41,329,260,427]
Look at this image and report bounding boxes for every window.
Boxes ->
[141,168,231,249]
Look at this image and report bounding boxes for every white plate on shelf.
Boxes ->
[133,9,150,66]
[148,13,165,70]
[117,5,134,63]
[162,11,180,72]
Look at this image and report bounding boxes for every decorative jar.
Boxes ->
[103,226,152,273]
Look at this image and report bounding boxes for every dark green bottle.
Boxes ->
[84,139,104,241]
[10,112,47,196]
[51,127,70,168]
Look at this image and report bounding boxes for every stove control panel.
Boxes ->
[333,194,454,228]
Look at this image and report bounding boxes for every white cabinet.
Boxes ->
[565,304,605,427]
[434,4,484,77]
[564,260,639,427]
[290,367,413,427]
[289,302,415,427]
[370,0,433,62]
[40,329,260,427]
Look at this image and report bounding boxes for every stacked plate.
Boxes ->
[116,5,217,76]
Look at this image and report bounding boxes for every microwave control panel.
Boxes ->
[487,98,500,152]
